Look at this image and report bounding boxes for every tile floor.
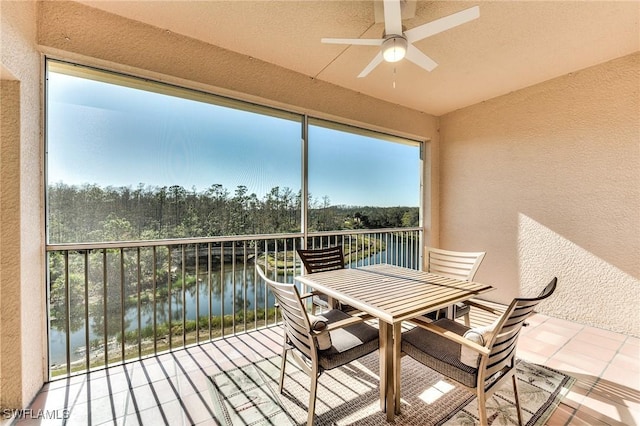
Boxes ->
[4,308,639,425]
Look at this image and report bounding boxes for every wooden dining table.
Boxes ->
[295,263,494,421]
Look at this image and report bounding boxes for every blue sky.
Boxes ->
[47,70,420,207]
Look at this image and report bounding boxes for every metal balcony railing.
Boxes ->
[46,228,422,379]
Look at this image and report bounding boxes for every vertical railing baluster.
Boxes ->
[220,241,225,338]
[418,230,421,268]
[263,239,268,325]
[137,247,141,358]
[243,240,248,332]
[181,245,186,347]
[405,231,409,267]
[373,232,378,265]
[232,243,236,335]
[274,240,279,282]
[254,241,258,330]
[408,231,411,267]
[385,232,389,264]
[167,245,172,351]
[120,248,125,363]
[409,231,412,267]
[342,234,353,268]
[393,232,401,266]
[404,231,408,267]
[64,251,70,376]
[102,249,108,368]
[153,246,157,354]
[195,243,200,344]
[417,230,420,268]
[283,238,288,284]
[412,230,416,268]
[84,250,90,372]
[208,242,212,341]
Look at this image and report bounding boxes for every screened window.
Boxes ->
[46,61,302,243]
[308,119,421,231]
[46,60,422,244]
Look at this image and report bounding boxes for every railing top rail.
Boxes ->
[46,232,305,252]
[307,227,422,237]
[45,227,423,252]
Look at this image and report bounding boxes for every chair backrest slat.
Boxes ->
[297,246,345,274]
[287,330,314,358]
[426,247,486,281]
[255,265,316,360]
[483,277,557,386]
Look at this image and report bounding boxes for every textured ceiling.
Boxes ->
[77,0,639,116]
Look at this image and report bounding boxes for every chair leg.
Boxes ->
[512,373,523,426]
[434,308,444,320]
[307,367,319,426]
[279,341,288,393]
[476,387,488,426]
[463,313,471,327]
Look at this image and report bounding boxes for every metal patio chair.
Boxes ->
[297,246,347,312]
[425,247,486,325]
[402,277,557,426]
[256,264,379,426]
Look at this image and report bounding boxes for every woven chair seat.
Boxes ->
[316,310,379,370]
[402,319,478,388]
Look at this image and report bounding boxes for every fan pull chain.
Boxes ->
[393,67,397,89]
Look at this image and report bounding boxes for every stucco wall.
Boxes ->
[0,0,44,409]
[439,53,640,337]
[0,79,23,410]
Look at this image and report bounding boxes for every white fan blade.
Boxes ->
[404,45,438,72]
[358,52,384,78]
[383,0,403,35]
[321,37,384,46]
[405,6,479,43]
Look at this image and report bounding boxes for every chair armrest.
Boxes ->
[299,291,321,300]
[408,318,490,356]
[325,314,374,331]
[464,300,505,316]
[347,311,374,321]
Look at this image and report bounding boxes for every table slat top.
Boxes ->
[295,264,494,323]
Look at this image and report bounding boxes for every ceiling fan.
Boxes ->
[321,0,479,78]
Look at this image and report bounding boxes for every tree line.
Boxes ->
[47,182,420,243]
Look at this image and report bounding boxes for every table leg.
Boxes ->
[393,322,402,414]
[378,321,394,421]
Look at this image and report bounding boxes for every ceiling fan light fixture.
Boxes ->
[382,36,408,62]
